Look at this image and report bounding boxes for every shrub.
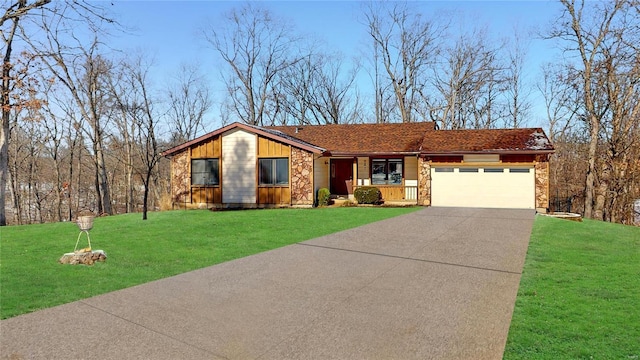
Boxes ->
[354,186,382,205]
[317,188,331,206]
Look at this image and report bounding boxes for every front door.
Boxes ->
[330,159,353,195]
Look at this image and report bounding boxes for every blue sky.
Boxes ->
[108,1,564,129]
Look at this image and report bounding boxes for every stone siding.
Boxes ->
[291,147,314,206]
[535,155,550,211]
[171,150,190,207]
[417,157,431,206]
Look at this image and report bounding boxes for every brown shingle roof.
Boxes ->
[267,122,436,155]
[163,121,553,158]
[420,128,554,154]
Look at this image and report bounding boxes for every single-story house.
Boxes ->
[162,121,554,212]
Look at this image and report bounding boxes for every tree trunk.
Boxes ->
[583,113,599,219]
[126,138,133,213]
[94,135,112,215]
[142,171,151,220]
[0,108,8,226]
[8,161,21,224]
[94,165,102,214]
[0,17,18,226]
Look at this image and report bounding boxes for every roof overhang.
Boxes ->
[323,151,421,157]
[162,122,325,157]
[421,149,555,156]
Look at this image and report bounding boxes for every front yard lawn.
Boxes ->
[504,215,640,359]
[1,207,419,319]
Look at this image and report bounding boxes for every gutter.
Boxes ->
[421,149,555,156]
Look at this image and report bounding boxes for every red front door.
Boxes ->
[330,159,353,195]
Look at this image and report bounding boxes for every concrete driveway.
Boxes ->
[1,207,534,360]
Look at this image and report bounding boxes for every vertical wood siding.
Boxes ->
[189,137,222,205]
[190,137,221,159]
[257,135,292,205]
[257,136,291,157]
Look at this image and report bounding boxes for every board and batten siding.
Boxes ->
[222,129,257,204]
[257,135,291,205]
[190,137,222,204]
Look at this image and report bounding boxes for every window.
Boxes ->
[434,167,454,173]
[509,168,531,173]
[191,159,219,186]
[459,168,479,173]
[259,158,289,185]
[371,158,403,185]
[484,168,504,173]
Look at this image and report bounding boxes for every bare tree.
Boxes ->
[39,78,68,222]
[104,54,162,219]
[539,62,586,213]
[106,58,137,213]
[204,3,302,126]
[549,0,638,220]
[504,29,532,128]
[309,53,362,124]
[431,26,504,129]
[538,63,580,142]
[125,56,162,220]
[1,0,115,224]
[278,49,362,125]
[363,2,446,123]
[165,63,212,144]
[597,32,640,223]
[1,0,51,225]
[33,18,116,215]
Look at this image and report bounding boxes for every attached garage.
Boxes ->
[431,166,535,209]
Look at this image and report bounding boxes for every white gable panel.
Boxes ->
[222,129,257,204]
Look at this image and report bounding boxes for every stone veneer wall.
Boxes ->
[171,150,190,207]
[535,155,550,211]
[290,147,314,206]
[417,157,431,206]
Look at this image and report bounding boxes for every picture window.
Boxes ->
[371,159,403,185]
[259,158,289,186]
[191,159,219,186]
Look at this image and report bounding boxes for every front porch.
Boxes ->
[351,184,418,204]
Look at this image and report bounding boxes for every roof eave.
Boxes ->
[421,149,555,155]
[324,151,421,157]
[162,122,325,157]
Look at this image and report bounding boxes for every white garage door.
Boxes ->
[431,166,535,209]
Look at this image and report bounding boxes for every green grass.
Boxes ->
[0,207,419,319]
[504,215,640,359]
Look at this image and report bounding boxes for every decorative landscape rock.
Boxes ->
[59,250,107,265]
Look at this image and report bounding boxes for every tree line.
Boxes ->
[1,0,639,226]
